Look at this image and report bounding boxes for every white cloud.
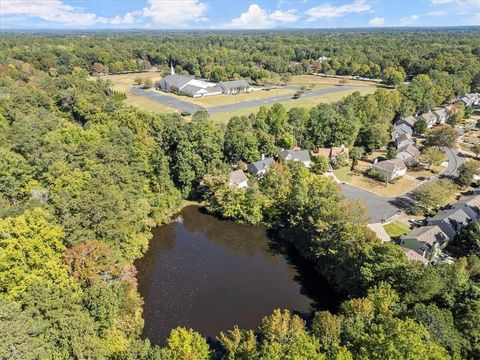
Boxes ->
[270,9,299,23]
[466,12,480,24]
[142,0,208,25]
[429,0,458,3]
[229,4,273,28]
[400,14,419,25]
[0,0,108,26]
[110,12,137,25]
[369,17,384,26]
[426,10,447,16]
[228,4,298,28]
[306,0,371,21]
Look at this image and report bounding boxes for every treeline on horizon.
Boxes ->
[0,30,479,359]
[1,29,480,86]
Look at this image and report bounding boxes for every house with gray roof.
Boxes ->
[278,149,312,168]
[456,93,478,108]
[452,192,480,215]
[247,156,275,177]
[401,247,429,264]
[427,207,477,239]
[391,124,413,142]
[395,116,417,128]
[371,159,407,181]
[433,108,449,125]
[418,111,438,128]
[219,80,251,95]
[400,225,449,261]
[229,170,248,189]
[395,132,415,150]
[396,144,420,166]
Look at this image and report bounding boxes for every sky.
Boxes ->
[0,0,479,30]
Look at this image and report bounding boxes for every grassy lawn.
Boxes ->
[288,74,380,88]
[209,87,376,123]
[383,221,410,238]
[334,165,419,197]
[158,88,297,107]
[94,72,177,113]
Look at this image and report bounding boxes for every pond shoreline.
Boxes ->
[135,205,342,345]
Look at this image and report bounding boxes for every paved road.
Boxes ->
[340,145,464,223]
[131,85,363,114]
[341,184,401,222]
[131,87,202,114]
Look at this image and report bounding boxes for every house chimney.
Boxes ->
[261,153,265,160]
[170,62,175,76]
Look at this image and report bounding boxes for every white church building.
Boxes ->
[157,64,251,98]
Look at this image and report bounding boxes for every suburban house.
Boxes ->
[395,132,415,150]
[229,170,248,189]
[418,111,438,128]
[247,156,275,177]
[400,225,449,261]
[427,207,477,240]
[395,116,417,128]
[456,93,479,108]
[391,124,413,142]
[401,248,429,264]
[371,159,407,181]
[278,149,312,168]
[396,144,420,166]
[432,108,450,125]
[451,192,480,214]
[311,146,349,164]
[157,64,251,98]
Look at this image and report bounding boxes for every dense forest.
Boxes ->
[1,29,480,87]
[0,30,479,359]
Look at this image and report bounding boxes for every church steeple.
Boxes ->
[170,62,175,75]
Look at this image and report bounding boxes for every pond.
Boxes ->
[135,205,340,344]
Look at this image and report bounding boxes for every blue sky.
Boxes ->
[1,0,479,29]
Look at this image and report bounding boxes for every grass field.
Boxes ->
[288,74,380,88]
[97,72,176,113]
[158,87,299,107]
[209,87,376,123]
[383,221,410,238]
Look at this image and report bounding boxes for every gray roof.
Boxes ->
[372,159,407,173]
[181,84,204,96]
[397,116,417,127]
[229,170,248,185]
[419,111,437,123]
[159,74,193,90]
[401,247,429,264]
[428,207,476,224]
[403,144,420,158]
[453,193,480,211]
[433,108,448,118]
[219,80,250,91]
[394,124,413,135]
[247,157,275,174]
[403,225,448,247]
[278,149,311,162]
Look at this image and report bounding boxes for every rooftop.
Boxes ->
[373,159,407,173]
[403,225,448,246]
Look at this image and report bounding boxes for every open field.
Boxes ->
[158,87,299,107]
[209,87,376,123]
[95,72,176,113]
[288,74,381,88]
